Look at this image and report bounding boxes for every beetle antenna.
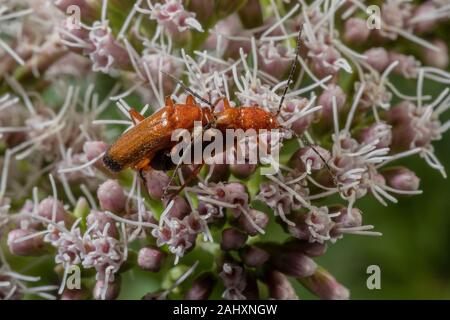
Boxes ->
[160,71,214,108]
[276,26,303,117]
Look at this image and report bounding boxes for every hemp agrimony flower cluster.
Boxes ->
[1,0,450,300]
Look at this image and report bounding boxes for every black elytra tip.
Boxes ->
[102,153,123,172]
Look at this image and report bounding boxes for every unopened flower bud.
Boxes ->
[240,245,270,267]
[188,0,215,25]
[184,272,216,300]
[284,240,328,257]
[411,2,438,33]
[267,269,298,300]
[93,277,121,300]
[230,163,257,179]
[145,170,170,200]
[221,228,248,251]
[83,141,107,161]
[364,47,390,72]
[300,267,349,300]
[54,0,95,21]
[238,209,269,236]
[7,229,46,256]
[97,179,126,214]
[386,101,414,124]
[318,84,347,122]
[382,167,420,191]
[163,196,190,220]
[137,246,166,272]
[344,18,370,44]
[238,0,263,28]
[423,39,448,69]
[38,197,69,223]
[272,250,317,278]
[60,287,88,300]
[206,163,230,183]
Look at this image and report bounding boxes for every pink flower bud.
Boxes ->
[203,15,241,51]
[237,209,269,236]
[206,161,230,183]
[145,170,171,200]
[137,246,166,272]
[381,0,412,29]
[318,84,347,122]
[60,288,88,300]
[163,195,190,220]
[225,30,253,60]
[272,250,317,278]
[59,18,93,54]
[411,2,438,33]
[7,229,46,256]
[54,0,94,20]
[386,101,414,125]
[382,167,420,191]
[188,0,215,25]
[364,47,390,72]
[230,163,257,179]
[423,39,449,69]
[221,228,248,251]
[285,240,328,257]
[86,210,118,238]
[97,179,126,214]
[93,277,121,300]
[184,272,216,300]
[267,270,298,300]
[344,18,370,44]
[356,122,392,148]
[300,267,349,300]
[83,141,107,161]
[240,245,270,267]
[38,197,69,223]
[237,0,263,28]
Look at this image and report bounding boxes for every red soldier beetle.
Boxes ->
[102,27,337,197]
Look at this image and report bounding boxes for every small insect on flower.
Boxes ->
[102,27,331,197]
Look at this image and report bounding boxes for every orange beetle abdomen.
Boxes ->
[103,100,211,172]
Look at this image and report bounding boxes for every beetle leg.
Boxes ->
[135,156,153,186]
[129,108,145,125]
